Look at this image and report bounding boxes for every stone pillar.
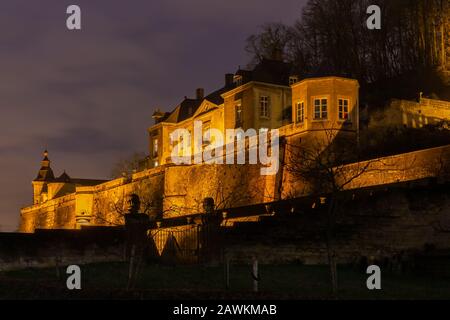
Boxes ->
[200,197,222,264]
[124,194,150,259]
[125,213,150,259]
[124,194,150,289]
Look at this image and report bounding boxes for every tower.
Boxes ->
[32,150,55,204]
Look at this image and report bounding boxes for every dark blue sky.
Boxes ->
[0,0,306,231]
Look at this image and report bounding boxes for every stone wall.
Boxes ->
[225,182,450,265]
[20,194,76,232]
[338,144,450,189]
[280,144,450,199]
[163,163,274,217]
[12,183,450,269]
[20,167,165,233]
[368,98,450,129]
[19,142,450,233]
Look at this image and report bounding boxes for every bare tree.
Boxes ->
[285,127,386,296]
[91,191,127,226]
[247,0,449,89]
[245,22,293,65]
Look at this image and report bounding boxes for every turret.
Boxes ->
[32,150,55,204]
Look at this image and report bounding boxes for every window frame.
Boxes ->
[260,95,270,119]
[338,98,351,122]
[289,76,299,86]
[202,121,211,145]
[235,103,243,127]
[153,138,159,158]
[296,101,305,123]
[312,97,328,120]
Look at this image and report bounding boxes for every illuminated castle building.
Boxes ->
[20,59,449,232]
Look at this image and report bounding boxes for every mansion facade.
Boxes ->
[20,59,367,232]
[148,59,359,168]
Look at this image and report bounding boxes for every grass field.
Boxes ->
[1,262,450,299]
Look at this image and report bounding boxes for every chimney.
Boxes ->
[225,74,234,88]
[196,88,204,100]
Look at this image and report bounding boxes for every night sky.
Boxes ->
[0,0,306,231]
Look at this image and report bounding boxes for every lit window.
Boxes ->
[296,102,304,123]
[260,96,270,119]
[235,104,243,127]
[153,139,158,157]
[178,136,184,156]
[203,121,211,144]
[314,98,328,120]
[338,99,350,121]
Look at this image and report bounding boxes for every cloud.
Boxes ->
[44,126,129,154]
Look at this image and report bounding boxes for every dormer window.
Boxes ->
[289,76,299,85]
[234,75,243,86]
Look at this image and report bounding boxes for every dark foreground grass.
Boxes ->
[1,262,450,299]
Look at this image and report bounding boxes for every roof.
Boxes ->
[51,168,108,186]
[204,87,229,105]
[34,166,55,181]
[32,150,109,188]
[239,59,293,86]
[152,110,171,124]
[55,171,71,183]
[158,59,293,125]
[164,98,203,123]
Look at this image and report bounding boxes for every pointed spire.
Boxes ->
[34,149,55,181]
[41,149,50,167]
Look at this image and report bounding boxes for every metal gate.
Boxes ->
[150,225,201,264]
